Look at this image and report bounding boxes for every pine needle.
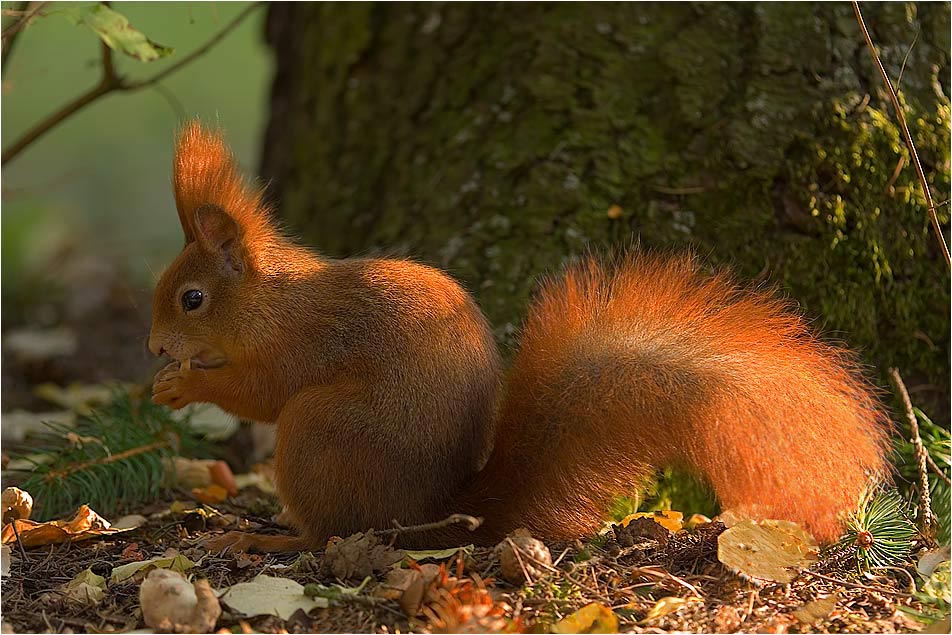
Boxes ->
[3,390,209,521]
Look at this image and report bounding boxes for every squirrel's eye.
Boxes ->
[181,289,204,312]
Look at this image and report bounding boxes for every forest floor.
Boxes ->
[0,488,941,634]
[0,264,946,634]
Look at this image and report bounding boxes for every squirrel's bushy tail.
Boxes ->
[468,252,889,543]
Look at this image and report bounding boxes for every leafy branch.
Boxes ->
[1,1,263,166]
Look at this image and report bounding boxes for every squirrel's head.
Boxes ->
[148,122,274,369]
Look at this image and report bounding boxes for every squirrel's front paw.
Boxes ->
[152,361,196,409]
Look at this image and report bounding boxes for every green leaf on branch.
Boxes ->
[62,4,173,62]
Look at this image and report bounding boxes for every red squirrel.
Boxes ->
[149,122,889,552]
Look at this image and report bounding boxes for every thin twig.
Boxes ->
[1,1,36,74]
[852,1,951,268]
[888,367,936,541]
[119,1,261,91]
[42,438,171,482]
[2,2,263,166]
[895,28,919,92]
[799,568,913,597]
[11,518,28,560]
[926,453,951,487]
[378,513,482,537]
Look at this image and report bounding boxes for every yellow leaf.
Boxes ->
[619,510,683,532]
[640,596,700,623]
[717,519,818,584]
[111,553,196,583]
[552,602,618,634]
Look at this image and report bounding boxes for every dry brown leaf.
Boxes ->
[0,504,129,547]
[61,568,106,606]
[323,531,405,580]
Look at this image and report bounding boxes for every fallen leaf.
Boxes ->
[685,513,713,531]
[1,505,130,547]
[163,457,214,489]
[2,487,33,523]
[4,327,77,363]
[140,569,220,632]
[191,484,229,505]
[1,410,76,443]
[717,519,818,584]
[552,602,618,633]
[121,543,146,561]
[34,382,115,415]
[323,531,404,580]
[62,568,106,605]
[403,545,474,562]
[208,461,238,496]
[171,404,238,441]
[793,594,837,625]
[619,510,683,532]
[113,514,148,530]
[111,553,196,583]
[640,596,701,623]
[377,564,442,616]
[219,575,328,620]
[233,471,276,494]
[917,546,951,578]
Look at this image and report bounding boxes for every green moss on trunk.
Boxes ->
[262,2,950,416]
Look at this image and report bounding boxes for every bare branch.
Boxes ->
[2,2,263,166]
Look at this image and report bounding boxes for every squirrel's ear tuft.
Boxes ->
[172,121,274,249]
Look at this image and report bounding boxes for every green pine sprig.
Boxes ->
[3,390,209,521]
[839,487,917,573]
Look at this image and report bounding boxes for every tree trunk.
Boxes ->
[261,2,950,414]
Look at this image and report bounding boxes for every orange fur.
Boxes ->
[151,123,889,551]
[173,122,277,247]
[466,254,890,542]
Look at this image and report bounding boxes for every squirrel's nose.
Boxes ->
[147,334,165,357]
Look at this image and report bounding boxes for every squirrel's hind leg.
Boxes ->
[202,530,312,553]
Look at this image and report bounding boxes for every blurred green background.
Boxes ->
[2,1,270,308]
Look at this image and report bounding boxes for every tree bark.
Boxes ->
[261,2,950,414]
